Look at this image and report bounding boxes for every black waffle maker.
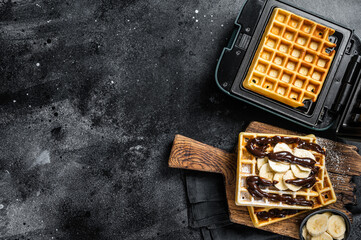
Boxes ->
[216,0,361,137]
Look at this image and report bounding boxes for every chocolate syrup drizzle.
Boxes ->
[246,176,314,207]
[267,151,315,168]
[285,166,319,188]
[245,136,325,206]
[246,136,325,158]
[256,209,299,220]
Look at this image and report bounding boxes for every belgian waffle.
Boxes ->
[243,8,336,108]
[235,133,327,209]
[247,169,336,227]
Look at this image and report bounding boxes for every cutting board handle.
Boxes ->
[168,135,237,183]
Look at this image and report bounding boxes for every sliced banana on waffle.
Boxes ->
[269,143,291,172]
[306,214,329,236]
[291,164,311,178]
[283,170,302,191]
[273,142,292,153]
[257,157,268,170]
[273,172,288,190]
[292,148,314,176]
[327,215,346,239]
[293,148,316,160]
[294,148,315,169]
[269,160,290,173]
[257,143,319,192]
[259,163,274,181]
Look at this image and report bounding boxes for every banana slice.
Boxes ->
[294,148,316,160]
[327,215,346,239]
[293,148,316,165]
[299,164,311,172]
[257,158,268,170]
[273,173,288,190]
[293,148,316,171]
[302,226,308,240]
[269,160,290,173]
[306,214,329,236]
[310,232,332,240]
[283,170,302,191]
[259,163,274,181]
[291,164,311,178]
[273,142,292,153]
[268,143,292,173]
[322,212,333,219]
[335,234,345,240]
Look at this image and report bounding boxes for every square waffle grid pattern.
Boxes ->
[235,133,326,209]
[247,169,336,227]
[243,8,336,108]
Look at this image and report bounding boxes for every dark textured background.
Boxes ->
[0,0,361,239]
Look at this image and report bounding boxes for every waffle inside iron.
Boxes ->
[243,8,337,108]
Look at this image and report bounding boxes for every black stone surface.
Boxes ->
[0,0,360,239]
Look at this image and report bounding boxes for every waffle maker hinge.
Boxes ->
[237,0,266,35]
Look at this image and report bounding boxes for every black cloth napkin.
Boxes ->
[184,170,292,239]
[183,139,361,240]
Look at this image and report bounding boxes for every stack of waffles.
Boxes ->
[243,8,337,108]
[235,133,336,227]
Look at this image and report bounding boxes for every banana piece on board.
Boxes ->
[257,157,268,170]
[306,214,329,237]
[259,163,274,181]
[283,170,302,191]
[273,173,288,190]
[327,215,346,239]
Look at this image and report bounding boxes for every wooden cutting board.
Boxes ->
[168,121,361,239]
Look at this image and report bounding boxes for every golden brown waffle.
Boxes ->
[247,169,336,227]
[243,8,336,108]
[248,207,306,228]
[235,133,326,209]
